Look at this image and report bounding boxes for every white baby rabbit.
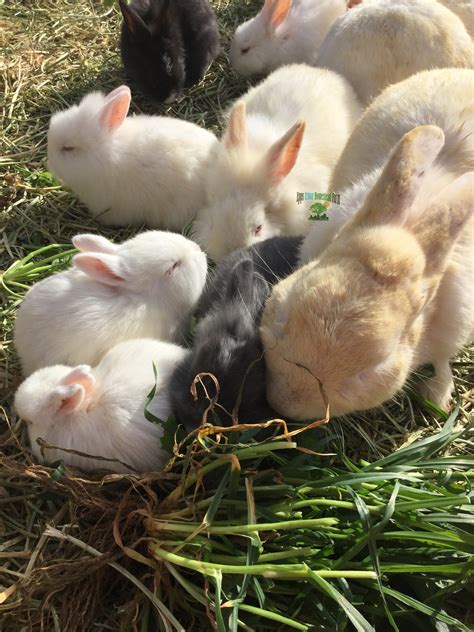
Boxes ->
[300,68,474,263]
[262,126,473,419]
[315,0,473,106]
[14,231,207,376]
[14,338,189,473]
[193,64,362,261]
[47,85,218,229]
[230,0,346,77]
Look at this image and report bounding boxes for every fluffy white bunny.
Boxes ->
[230,0,346,77]
[315,0,473,106]
[14,231,207,375]
[14,338,189,473]
[193,64,362,261]
[47,85,218,228]
[300,68,474,263]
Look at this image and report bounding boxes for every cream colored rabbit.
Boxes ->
[315,0,473,106]
[438,0,474,36]
[261,126,473,419]
[300,68,474,263]
[331,69,474,191]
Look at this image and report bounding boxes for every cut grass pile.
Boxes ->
[141,410,474,631]
[1,1,473,630]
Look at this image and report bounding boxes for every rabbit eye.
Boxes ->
[166,260,181,276]
[61,146,75,152]
[253,224,262,236]
[241,47,250,55]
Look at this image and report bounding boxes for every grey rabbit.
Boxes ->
[170,236,303,430]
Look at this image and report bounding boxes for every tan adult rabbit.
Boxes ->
[261,126,473,419]
[315,0,473,106]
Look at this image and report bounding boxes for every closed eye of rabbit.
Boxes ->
[166,260,182,276]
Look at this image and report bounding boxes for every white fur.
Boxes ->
[230,0,346,76]
[299,168,381,263]
[47,86,218,229]
[14,339,189,473]
[14,231,207,375]
[301,68,474,264]
[315,0,473,106]
[193,64,362,261]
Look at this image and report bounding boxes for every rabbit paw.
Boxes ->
[416,361,454,411]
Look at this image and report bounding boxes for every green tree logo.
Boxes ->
[309,202,330,221]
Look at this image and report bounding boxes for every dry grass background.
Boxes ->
[0,1,473,630]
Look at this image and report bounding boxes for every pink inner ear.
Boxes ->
[268,121,305,186]
[270,0,292,29]
[100,91,131,132]
[57,384,86,413]
[73,253,125,285]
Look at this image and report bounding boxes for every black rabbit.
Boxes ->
[170,236,303,430]
[119,0,220,103]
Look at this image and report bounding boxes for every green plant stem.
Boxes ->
[148,517,338,535]
[150,545,377,580]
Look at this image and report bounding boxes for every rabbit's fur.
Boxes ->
[331,68,474,191]
[14,232,207,375]
[15,339,189,473]
[47,85,217,228]
[316,0,473,106]
[438,0,473,36]
[230,0,346,77]
[171,237,302,429]
[262,126,473,419]
[119,0,220,103]
[193,64,362,261]
[301,68,474,263]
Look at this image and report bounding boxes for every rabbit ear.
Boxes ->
[265,120,305,187]
[261,0,277,18]
[104,85,130,101]
[119,0,150,40]
[98,87,131,132]
[412,171,473,277]
[72,234,118,254]
[269,0,292,30]
[347,0,363,8]
[355,125,445,228]
[60,365,96,392]
[150,0,171,32]
[72,253,126,286]
[49,384,86,414]
[224,101,247,150]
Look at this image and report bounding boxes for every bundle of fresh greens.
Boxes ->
[141,410,473,631]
